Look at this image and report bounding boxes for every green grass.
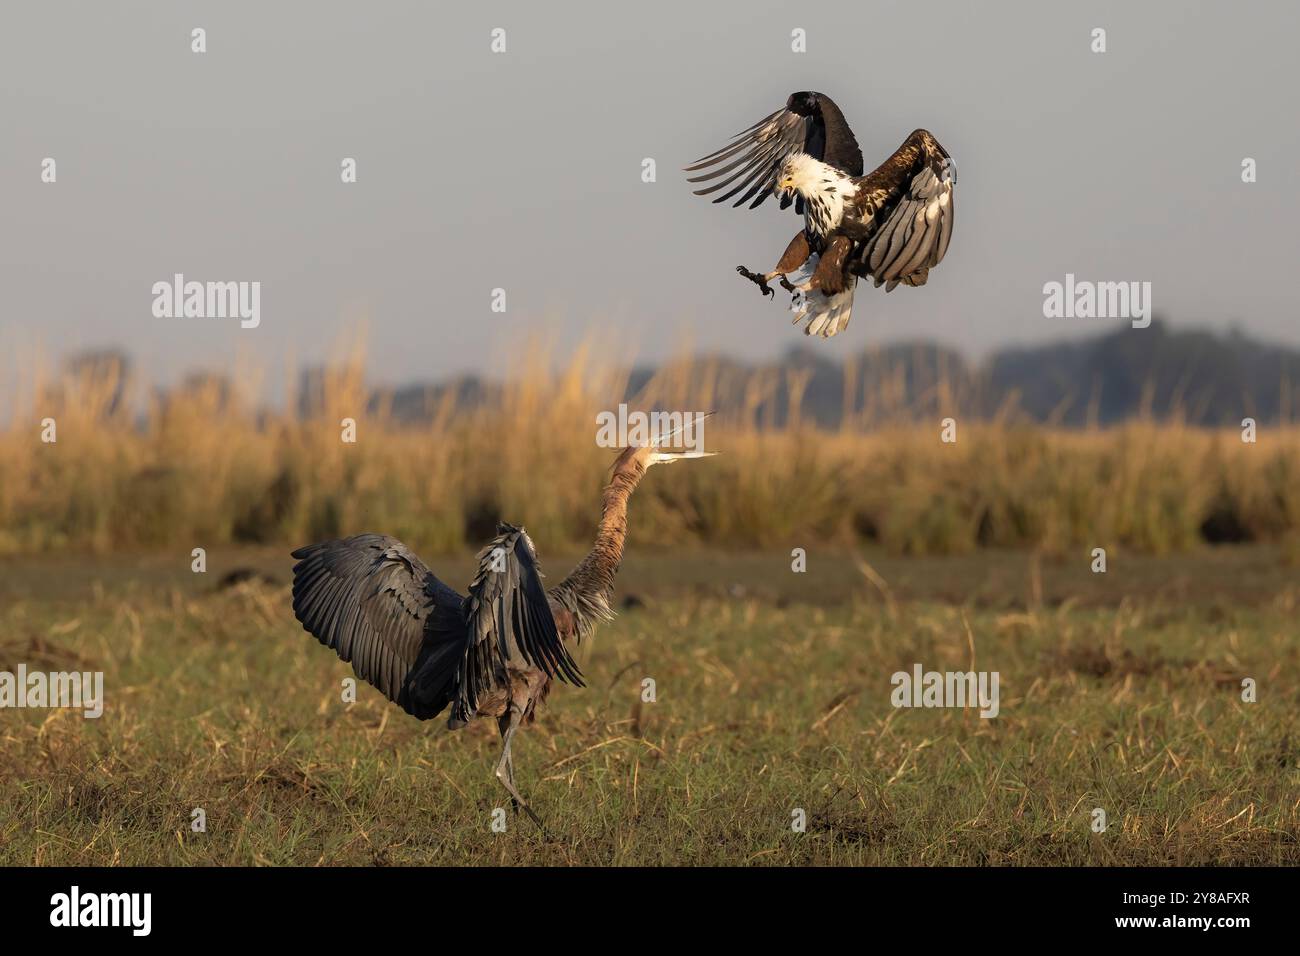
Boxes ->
[1,548,1297,865]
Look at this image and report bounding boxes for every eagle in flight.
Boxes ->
[686,91,956,338]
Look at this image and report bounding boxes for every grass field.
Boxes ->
[5,342,1297,865]
[2,546,1296,866]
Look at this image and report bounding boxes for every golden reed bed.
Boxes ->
[2,336,1296,557]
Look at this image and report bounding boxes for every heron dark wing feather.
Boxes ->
[454,524,582,723]
[290,533,467,720]
[518,549,583,685]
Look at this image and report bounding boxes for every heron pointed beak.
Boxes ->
[650,411,714,447]
[648,450,719,465]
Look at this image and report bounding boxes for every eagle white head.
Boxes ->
[776,153,842,201]
[776,152,857,237]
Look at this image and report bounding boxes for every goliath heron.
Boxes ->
[289,429,713,831]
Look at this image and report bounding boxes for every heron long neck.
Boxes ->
[550,464,646,640]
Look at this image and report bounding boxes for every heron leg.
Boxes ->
[496,714,520,814]
[495,704,546,833]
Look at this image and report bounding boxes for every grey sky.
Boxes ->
[2,0,1297,398]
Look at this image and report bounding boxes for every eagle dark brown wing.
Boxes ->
[453,523,583,724]
[849,129,956,291]
[686,91,864,210]
[291,533,467,720]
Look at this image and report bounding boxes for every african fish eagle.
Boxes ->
[686,91,956,338]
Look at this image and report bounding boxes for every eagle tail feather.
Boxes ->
[788,255,856,338]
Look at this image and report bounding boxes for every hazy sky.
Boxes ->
[2,0,1297,395]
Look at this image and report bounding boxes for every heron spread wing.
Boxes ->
[455,523,583,723]
[685,91,863,211]
[853,130,956,291]
[291,533,466,718]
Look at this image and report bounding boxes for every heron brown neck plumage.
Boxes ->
[549,454,648,642]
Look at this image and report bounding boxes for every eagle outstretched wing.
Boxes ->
[686,91,863,211]
[851,129,956,290]
[290,533,467,720]
[454,523,583,724]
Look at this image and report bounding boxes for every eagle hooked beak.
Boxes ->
[777,176,795,196]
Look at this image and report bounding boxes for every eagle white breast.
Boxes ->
[782,154,858,239]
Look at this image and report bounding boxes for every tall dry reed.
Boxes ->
[2,336,1296,557]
